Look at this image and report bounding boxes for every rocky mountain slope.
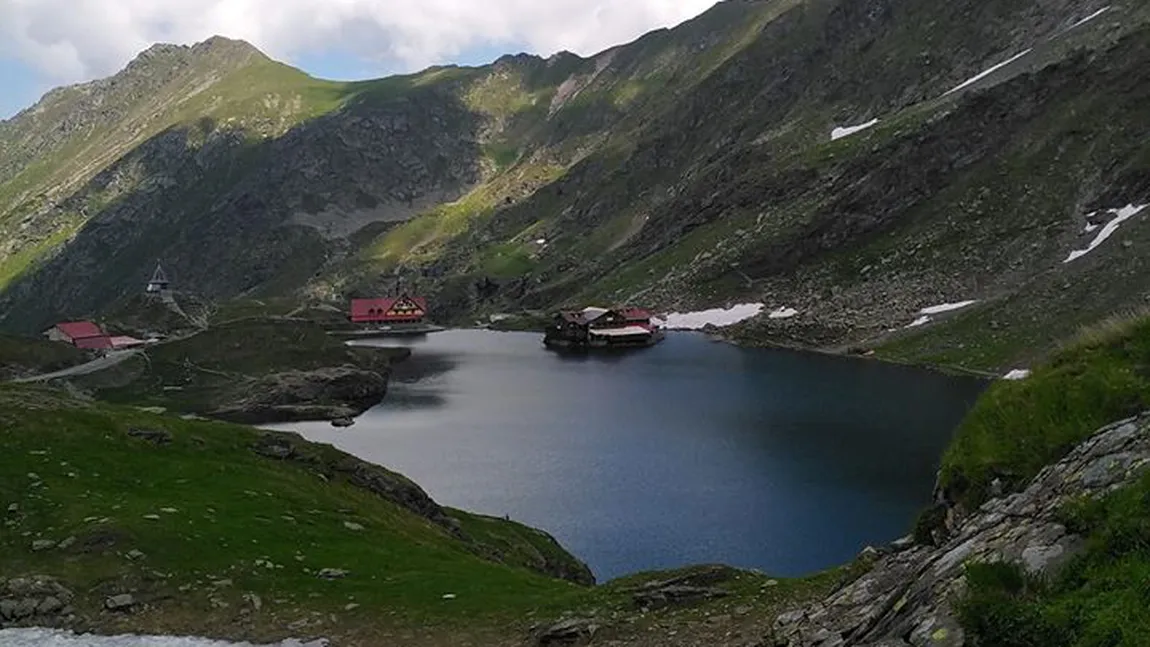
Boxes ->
[2,0,1149,371]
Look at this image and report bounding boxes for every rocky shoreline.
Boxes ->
[770,413,1150,647]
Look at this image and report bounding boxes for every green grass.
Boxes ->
[0,333,89,380]
[937,314,1150,513]
[0,384,589,639]
[80,318,406,415]
[959,475,1150,646]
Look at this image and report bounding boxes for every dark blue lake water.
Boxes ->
[267,329,985,581]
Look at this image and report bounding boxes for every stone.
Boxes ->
[6,503,17,514]
[57,536,76,550]
[343,521,364,531]
[127,428,173,445]
[0,599,17,620]
[344,603,360,611]
[37,596,63,615]
[143,514,161,520]
[317,568,349,580]
[442,593,456,600]
[13,598,38,618]
[31,539,56,551]
[535,618,599,646]
[126,549,146,560]
[331,417,355,428]
[105,594,135,611]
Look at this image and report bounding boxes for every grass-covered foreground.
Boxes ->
[0,385,589,641]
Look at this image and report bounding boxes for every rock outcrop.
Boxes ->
[210,366,390,424]
[772,414,1150,647]
[0,576,76,627]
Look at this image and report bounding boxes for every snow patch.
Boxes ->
[1084,223,1099,233]
[1064,204,1147,263]
[944,50,1032,96]
[831,119,879,141]
[662,303,765,330]
[768,307,799,320]
[905,315,932,328]
[534,238,547,245]
[1003,369,1032,381]
[0,628,326,647]
[920,300,977,315]
[1069,6,1110,29]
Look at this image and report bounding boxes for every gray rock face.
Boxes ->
[772,415,1150,647]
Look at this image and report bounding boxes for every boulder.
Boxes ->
[535,618,600,646]
[105,594,135,611]
[127,428,173,445]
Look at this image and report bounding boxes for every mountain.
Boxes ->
[2,0,1149,371]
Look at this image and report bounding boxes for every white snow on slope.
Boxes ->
[831,119,879,141]
[1064,204,1148,263]
[920,300,978,315]
[903,300,977,328]
[944,49,1032,96]
[662,303,765,330]
[0,628,325,647]
[1003,369,1032,380]
[1069,6,1111,29]
[769,307,799,319]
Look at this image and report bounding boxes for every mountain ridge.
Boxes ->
[1,0,1148,372]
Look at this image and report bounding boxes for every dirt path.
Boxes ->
[11,349,141,383]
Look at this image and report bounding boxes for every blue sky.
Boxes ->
[0,1,717,120]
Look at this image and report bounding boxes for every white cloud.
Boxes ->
[0,0,719,84]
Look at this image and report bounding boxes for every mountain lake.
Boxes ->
[264,329,986,581]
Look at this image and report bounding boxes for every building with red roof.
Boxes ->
[43,321,111,347]
[349,294,429,325]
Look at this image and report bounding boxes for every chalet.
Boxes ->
[544,306,664,350]
[43,321,112,349]
[349,294,429,325]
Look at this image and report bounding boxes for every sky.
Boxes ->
[0,0,719,119]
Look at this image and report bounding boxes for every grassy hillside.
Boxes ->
[940,313,1150,646]
[935,312,1150,515]
[0,385,592,642]
[0,334,88,381]
[72,318,408,421]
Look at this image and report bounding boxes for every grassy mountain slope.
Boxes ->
[1,0,1148,375]
[0,385,593,642]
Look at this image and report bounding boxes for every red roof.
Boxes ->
[55,321,106,340]
[109,335,147,349]
[350,296,428,323]
[74,335,113,350]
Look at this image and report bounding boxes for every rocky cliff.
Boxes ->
[2,0,1149,371]
[771,413,1150,647]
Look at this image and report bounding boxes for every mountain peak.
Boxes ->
[125,35,265,72]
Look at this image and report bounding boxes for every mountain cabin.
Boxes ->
[349,294,429,325]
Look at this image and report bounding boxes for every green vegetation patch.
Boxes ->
[0,334,89,380]
[960,476,1150,646]
[0,385,589,639]
[77,318,406,416]
[938,314,1150,512]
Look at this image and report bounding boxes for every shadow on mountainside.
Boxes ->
[0,82,487,334]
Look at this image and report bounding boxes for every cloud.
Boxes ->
[0,0,718,83]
